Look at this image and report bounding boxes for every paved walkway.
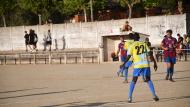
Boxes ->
[0,62,189,107]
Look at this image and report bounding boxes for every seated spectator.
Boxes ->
[121,21,132,32]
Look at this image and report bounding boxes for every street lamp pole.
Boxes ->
[90,0,93,22]
[38,14,41,25]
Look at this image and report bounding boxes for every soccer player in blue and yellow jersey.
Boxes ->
[123,33,159,103]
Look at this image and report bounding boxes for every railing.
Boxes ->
[0,50,100,65]
[153,49,190,62]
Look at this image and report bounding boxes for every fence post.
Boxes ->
[19,54,21,64]
[64,53,67,64]
[15,58,17,64]
[49,53,52,64]
[81,52,83,64]
[60,57,62,64]
[45,57,47,64]
[34,54,37,64]
[29,58,31,64]
[92,56,94,63]
[185,50,187,61]
[4,55,6,64]
[97,52,100,64]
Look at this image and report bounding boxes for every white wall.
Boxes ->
[0,14,188,51]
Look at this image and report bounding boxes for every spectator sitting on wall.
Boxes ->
[121,21,132,32]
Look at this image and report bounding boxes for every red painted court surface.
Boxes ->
[0,62,189,107]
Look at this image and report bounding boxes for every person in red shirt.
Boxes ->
[161,29,177,82]
[121,21,132,32]
[116,36,126,76]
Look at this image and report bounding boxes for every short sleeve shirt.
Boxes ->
[118,42,126,57]
[127,41,150,68]
[161,37,177,58]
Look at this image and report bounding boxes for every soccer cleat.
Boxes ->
[153,96,159,101]
[128,97,132,103]
[165,74,169,80]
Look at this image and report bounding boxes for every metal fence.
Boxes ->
[0,50,100,65]
[154,49,190,62]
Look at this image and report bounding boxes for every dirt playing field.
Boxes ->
[0,62,189,107]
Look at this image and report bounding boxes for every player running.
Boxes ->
[122,33,159,103]
[161,29,177,82]
[122,33,134,83]
[116,36,127,77]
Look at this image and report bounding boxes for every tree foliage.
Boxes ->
[0,0,182,27]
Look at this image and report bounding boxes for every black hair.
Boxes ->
[128,33,134,39]
[166,29,172,34]
[133,32,140,41]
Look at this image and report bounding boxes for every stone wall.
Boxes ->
[0,14,188,51]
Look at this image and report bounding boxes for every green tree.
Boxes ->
[63,0,90,22]
[143,0,177,14]
[0,0,18,27]
[19,0,63,24]
[119,0,141,18]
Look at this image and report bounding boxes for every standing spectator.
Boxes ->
[54,39,58,50]
[161,29,177,82]
[186,35,190,53]
[43,34,47,51]
[29,29,34,52]
[62,36,66,50]
[24,31,31,52]
[183,34,188,52]
[183,34,187,45]
[33,30,38,51]
[177,33,183,43]
[46,30,52,51]
[145,37,151,48]
[176,34,186,61]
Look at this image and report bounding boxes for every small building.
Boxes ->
[102,31,150,62]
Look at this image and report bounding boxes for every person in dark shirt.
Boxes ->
[145,37,151,48]
[29,29,38,52]
[33,30,38,51]
[24,31,30,52]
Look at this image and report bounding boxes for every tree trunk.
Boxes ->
[128,4,132,19]
[83,8,87,22]
[2,14,6,27]
[178,0,183,14]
